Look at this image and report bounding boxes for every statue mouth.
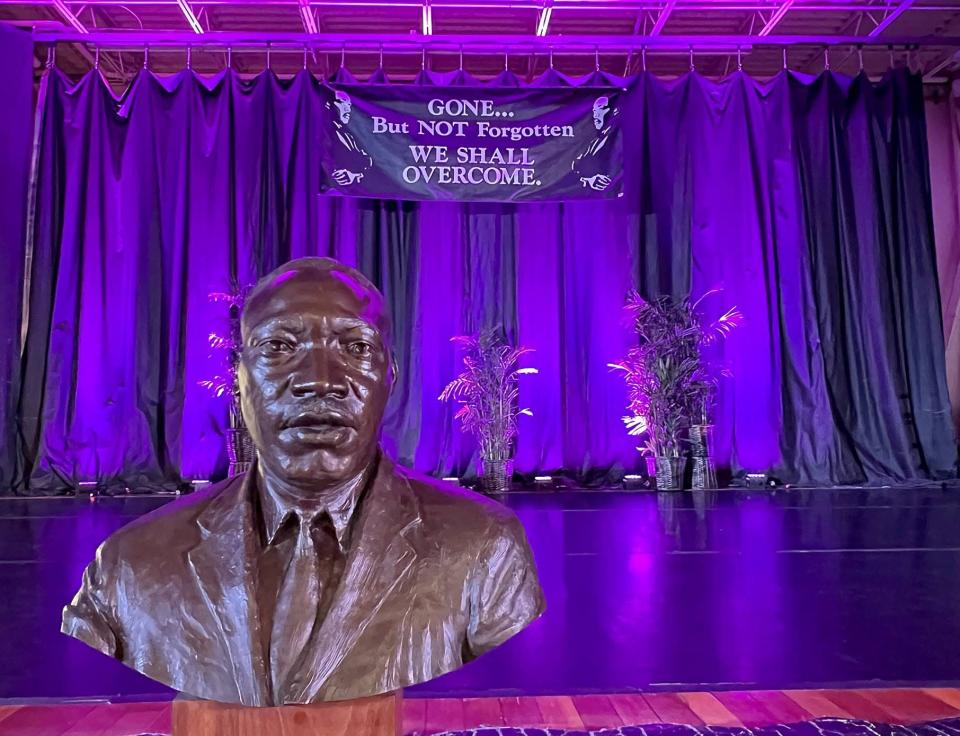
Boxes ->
[285,410,354,429]
[282,410,357,444]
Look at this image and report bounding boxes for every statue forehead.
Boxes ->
[242,265,389,334]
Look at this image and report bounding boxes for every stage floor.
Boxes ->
[2,485,959,701]
[4,688,960,734]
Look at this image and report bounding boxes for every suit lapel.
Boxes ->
[186,471,271,706]
[283,456,422,704]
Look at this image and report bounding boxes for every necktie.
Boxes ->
[270,513,327,698]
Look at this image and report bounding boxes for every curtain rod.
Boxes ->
[30,31,960,49]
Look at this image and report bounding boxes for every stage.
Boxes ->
[3,485,959,704]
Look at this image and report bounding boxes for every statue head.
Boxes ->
[239,257,393,490]
[333,90,352,124]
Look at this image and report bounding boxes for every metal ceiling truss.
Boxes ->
[12,0,957,15]
[18,0,960,82]
[31,31,960,48]
[17,0,958,45]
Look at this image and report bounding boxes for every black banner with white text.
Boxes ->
[319,84,624,203]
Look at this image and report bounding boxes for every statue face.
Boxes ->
[239,268,393,488]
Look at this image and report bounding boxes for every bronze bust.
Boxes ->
[62,257,545,706]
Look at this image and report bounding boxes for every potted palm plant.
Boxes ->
[439,328,538,493]
[609,290,741,490]
[199,284,255,477]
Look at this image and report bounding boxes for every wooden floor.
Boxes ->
[2,689,960,735]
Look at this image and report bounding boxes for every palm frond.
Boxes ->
[199,283,253,401]
[439,327,537,454]
[611,289,741,456]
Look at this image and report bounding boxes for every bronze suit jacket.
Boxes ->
[61,456,545,705]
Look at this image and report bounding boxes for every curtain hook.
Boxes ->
[186,45,192,70]
[266,42,272,70]
[782,46,787,71]
[45,44,55,69]
[144,44,150,70]
[689,45,695,72]
[504,48,508,71]
[549,46,553,69]
[641,45,647,72]
[378,43,383,70]
[340,45,345,69]
[595,45,600,72]
[737,44,743,72]
[94,46,100,71]
[459,44,463,71]
[304,44,309,70]
[888,44,894,69]
[421,47,426,70]
[857,45,864,72]
[226,46,232,69]
[823,46,830,71]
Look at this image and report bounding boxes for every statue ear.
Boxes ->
[389,355,400,391]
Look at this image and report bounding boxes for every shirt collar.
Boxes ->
[258,469,370,553]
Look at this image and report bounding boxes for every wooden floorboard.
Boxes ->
[500,696,544,727]
[0,703,101,736]
[712,691,781,727]
[147,704,172,736]
[535,695,585,729]
[403,697,429,735]
[741,691,814,724]
[924,688,960,711]
[462,697,505,729]
[644,693,706,726]
[571,695,623,729]
[61,704,132,736]
[858,689,960,724]
[108,702,171,735]
[424,698,466,734]
[676,692,743,727]
[782,690,855,719]
[609,694,658,725]
[2,688,960,735]
[0,708,21,729]
[819,690,903,723]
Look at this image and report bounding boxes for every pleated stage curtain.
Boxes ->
[926,82,960,434]
[0,27,32,491]
[10,66,956,492]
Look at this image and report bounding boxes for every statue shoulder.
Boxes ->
[97,475,242,562]
[392,465,527,542]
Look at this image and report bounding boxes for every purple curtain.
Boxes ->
[13,66,956,493]
[0,26,32,489]
[926,83,960,432]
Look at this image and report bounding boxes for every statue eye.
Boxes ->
[347,341,373,358]
[262,339,294,355]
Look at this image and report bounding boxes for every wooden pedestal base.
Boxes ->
[172,691,402,736]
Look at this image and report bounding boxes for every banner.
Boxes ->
[319,84,624,203]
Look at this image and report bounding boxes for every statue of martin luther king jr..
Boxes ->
[62,257,545,706]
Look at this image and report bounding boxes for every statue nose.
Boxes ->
[290,348,348,398]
